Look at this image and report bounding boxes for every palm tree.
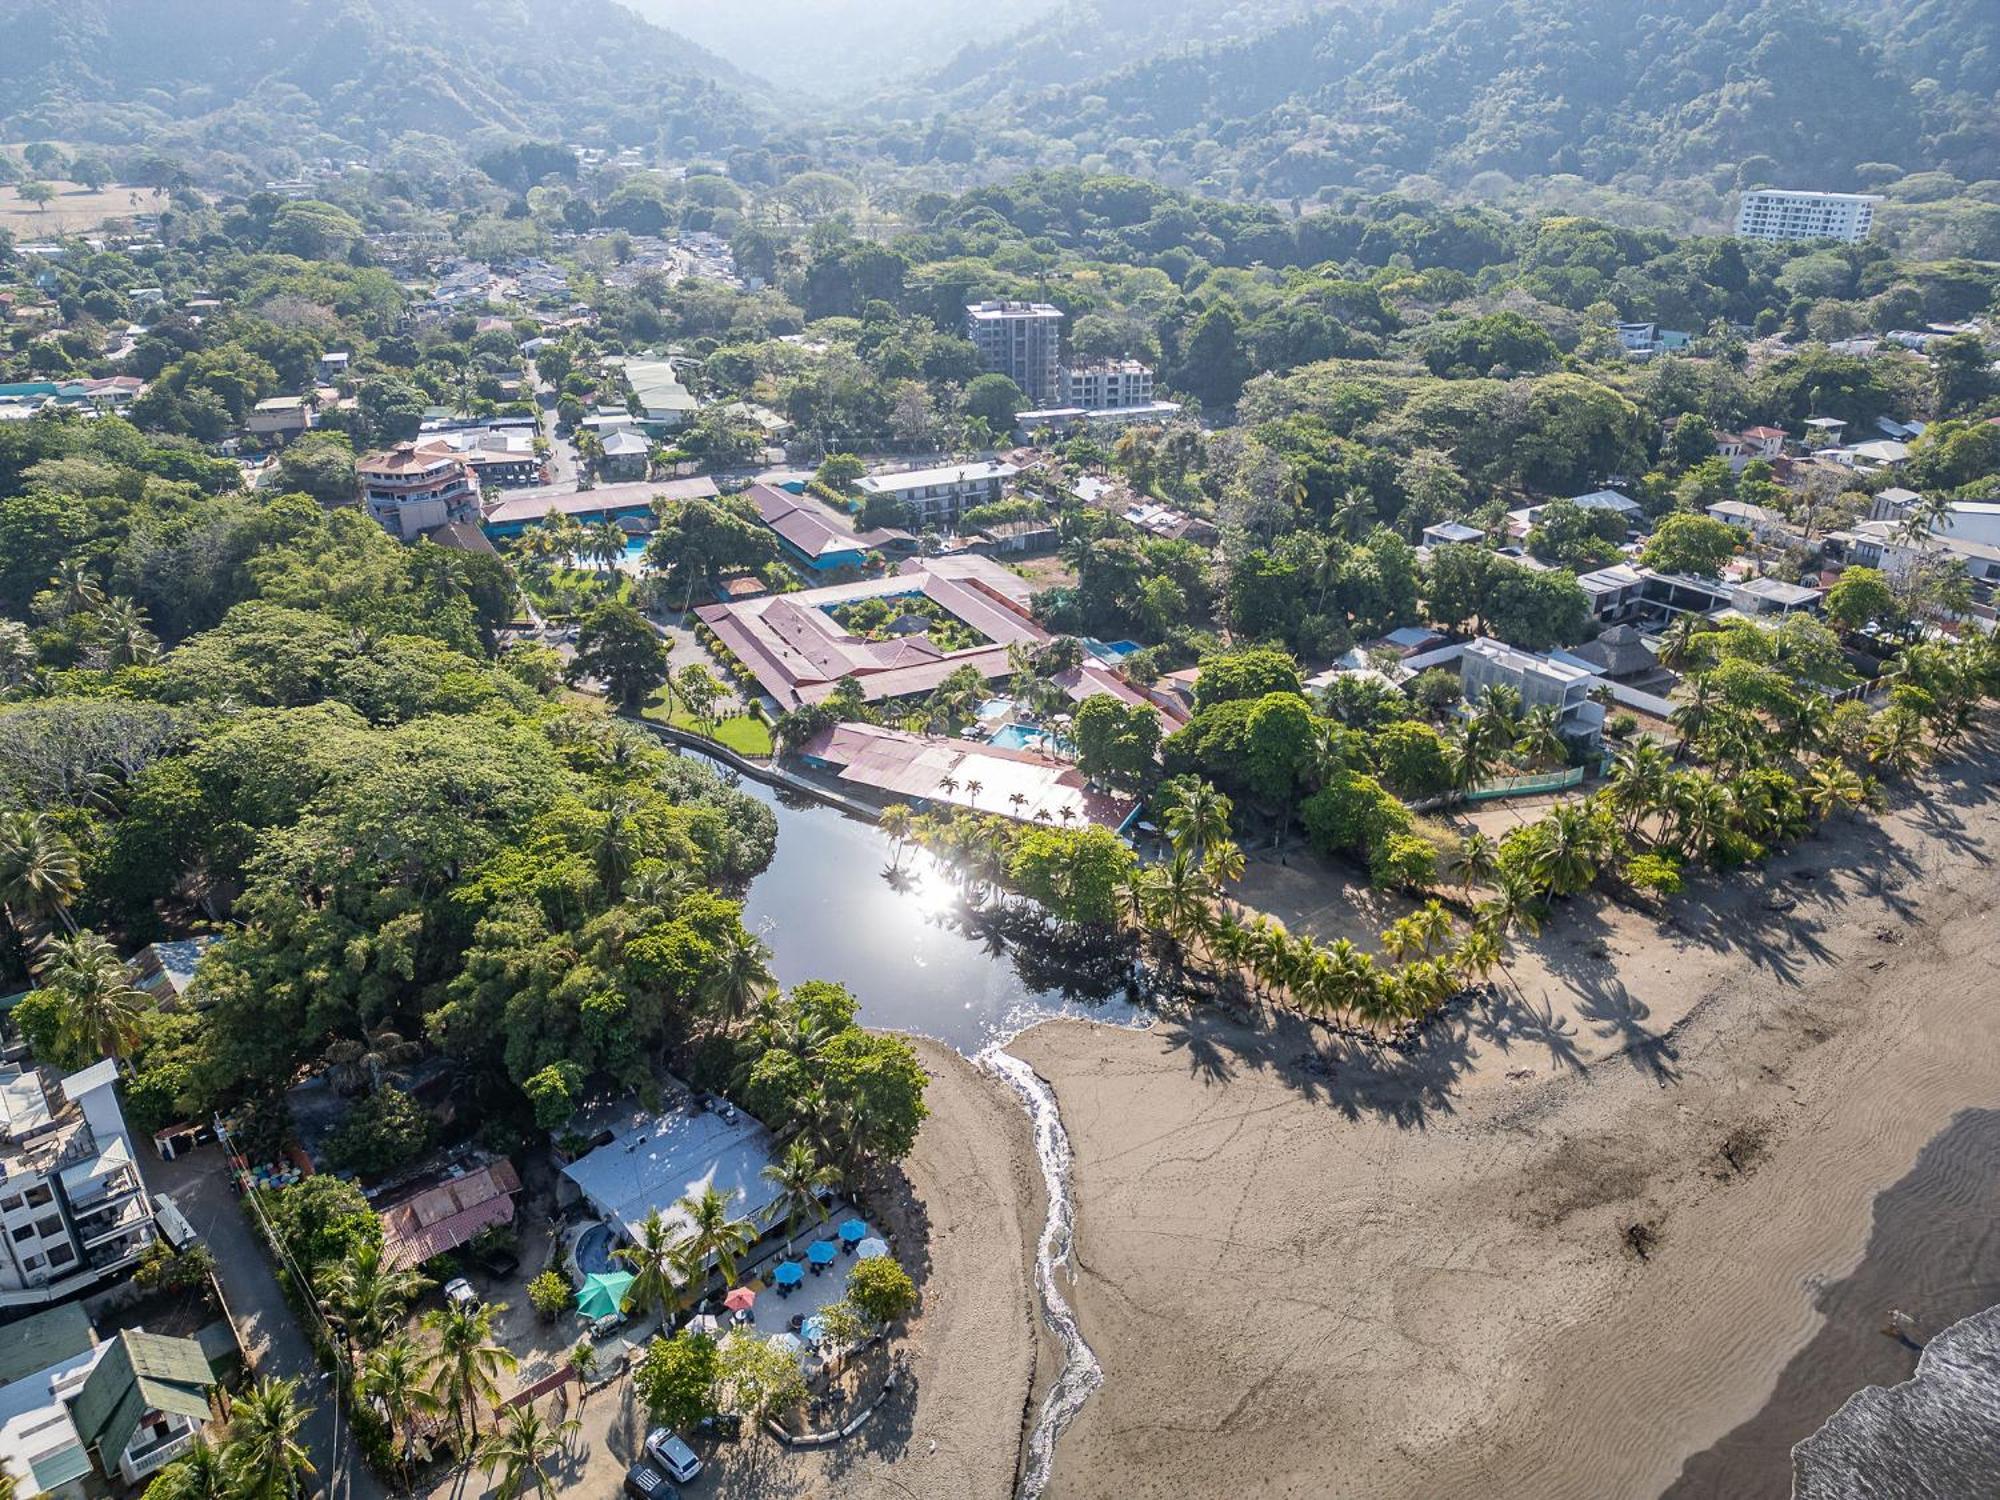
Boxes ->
[477,1400,577,1500]
[1450,832,1500,897]
[226,1377,317,1500]
[615,1208,689,1330]
[1803,759,1866,821]
[1513,704,1567,769]
[423,1299,518,1443]
[700,928,775,1030]
[591,799,643,900]
[48,558,105,616]
[1607,740,1673,838]
[761,1140,838,1252]
[1411,899,1456,956]
[1657,613,1708,672]
[1531,804,1602,897]
[320,1242,432,1357]
[962,777,984,808]
[32,930,147,1063]
[878,804,914,873]
[90,596,160,667]
[0,811,82,937]
[674,1184,758,1290]
[1670,674,1722,758]
[1163,779,1232,863]
[143,1435,234,1500]
[1668,770,1732,863]
[1007,791,1029,818]
[1475,868,1544,941]
[361,1336,442,1481]
[320,1025,422,1097]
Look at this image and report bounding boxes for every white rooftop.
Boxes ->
[857,461,1018,494]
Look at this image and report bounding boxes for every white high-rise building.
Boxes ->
[1734,190,1882,244]
[1061,360,1155,410]
[965,300,1064,405]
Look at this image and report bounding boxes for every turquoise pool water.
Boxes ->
[1082,637,1141,661]
[990,724,1068,753]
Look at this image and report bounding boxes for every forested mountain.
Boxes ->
[631,0,1059,95]
[906,0,1998,213]
[0,0,753,167]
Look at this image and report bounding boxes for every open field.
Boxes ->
[1006,737,2000,1499]
[0,180,169,234]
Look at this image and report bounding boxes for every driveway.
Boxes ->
[149,1148,385,1500]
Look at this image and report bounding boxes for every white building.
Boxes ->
[965,301,1063,405]
[1458,637,1605,746]
[0,1060,158,1308]
[357,442,481,541]
[0,1303,217,1496]
[1734,190,1882,244]
[855,461,1018,529]
[1061,359,1154,409]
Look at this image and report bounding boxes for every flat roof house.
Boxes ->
[855,462,1018,530]
[1459,636,1605,746]
[244,395,313,441]
[481,476,720,538]
[0,1060,158,1310]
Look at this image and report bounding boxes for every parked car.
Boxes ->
[623,1459,678,1499]
[645,1428,703,1483]
[443,1277,478,1311]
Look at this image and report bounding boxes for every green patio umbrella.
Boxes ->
[576,1270,634,1320]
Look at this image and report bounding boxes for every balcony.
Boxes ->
[77,1196,151,1250]
[121,1424,198,1482]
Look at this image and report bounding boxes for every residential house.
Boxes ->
[854,462,1017,530]
[357,442,481,541]
[1565,624,1658,680]
[1422,521,1486,547]
[1727,577,1824,615]
[1706,500,1794,544]
[1458,637,1605,746]
[1505,489,1643,540]
[604,357,697,432]
[597,429,652,482]
[127,938,217,1008]
[315,351,350,384]
[0,1060,159,1308]
[0,1305,218,1496]
[379,1158,522,1273]
[244,396,313,442]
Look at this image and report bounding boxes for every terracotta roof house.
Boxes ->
[379,1159,522,1272]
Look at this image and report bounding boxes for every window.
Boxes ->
[0,1195,21,1213]
[45,1244,73,1268]
[11,1224,34,1243]
[20,1255,40,1272]
[35,1215,63,1238]
[24,1186,52,1208]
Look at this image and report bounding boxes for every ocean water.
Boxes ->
[1664,1108,2000,1499]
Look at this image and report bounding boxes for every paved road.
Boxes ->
[150,1147,385,1500]
[527,361,579,489]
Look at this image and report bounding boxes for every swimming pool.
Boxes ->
[575,1220,619,1277]
[1082,637,1142,661]
[977,696,1018,721]
[989,724,1070,755]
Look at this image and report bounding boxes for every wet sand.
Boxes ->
[1008,741,2000,1499]
[741,1037,1047,1499]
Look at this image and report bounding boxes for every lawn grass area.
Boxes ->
[640,697,774,756]
[0,181,172,233]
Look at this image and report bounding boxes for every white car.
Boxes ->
[443,1277,478,1311]
[645,1428,702,1484]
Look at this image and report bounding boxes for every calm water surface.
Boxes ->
[702,754,1144,1053]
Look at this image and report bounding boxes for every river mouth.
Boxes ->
[1662,1108,2000,1499]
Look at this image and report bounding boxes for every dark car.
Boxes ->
[623,1459,678,1500]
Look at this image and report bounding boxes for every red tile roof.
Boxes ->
[380,1160,521,1271]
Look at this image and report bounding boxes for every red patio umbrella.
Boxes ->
[723,1286,757,1312]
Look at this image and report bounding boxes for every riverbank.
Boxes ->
[1010,739,2000,1499]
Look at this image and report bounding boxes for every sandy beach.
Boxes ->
[726,1037,1049,1499]
[996,740,2000,1499]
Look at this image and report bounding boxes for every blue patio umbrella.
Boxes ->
[807,1240,838,1266]
[801,1315,828,1343]
[772,1260,805,1288]
[575,1270,633,1320]
[837,1217,867,1244]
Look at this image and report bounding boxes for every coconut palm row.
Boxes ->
[142,1376,320,1500]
